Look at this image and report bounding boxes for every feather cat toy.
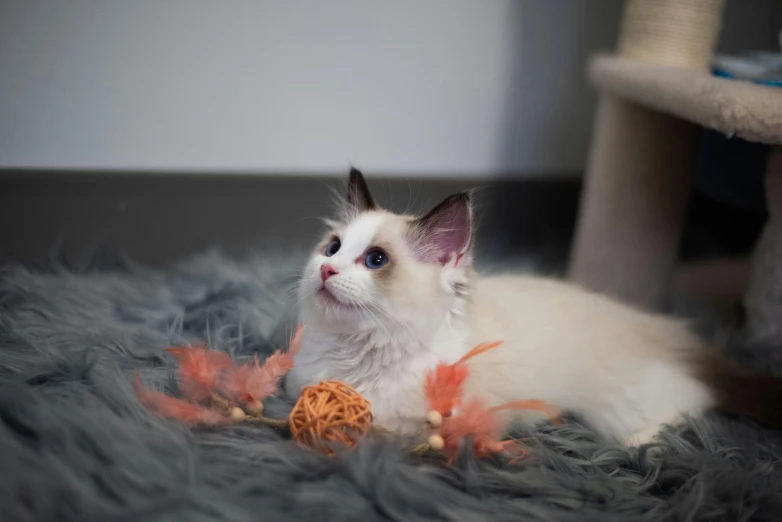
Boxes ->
[136,327,559,461]
[135,325,303,426]
[422,341,560,459]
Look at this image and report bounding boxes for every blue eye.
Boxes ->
[364,249,389,269]
[325,239,341,257]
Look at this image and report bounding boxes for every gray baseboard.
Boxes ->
[3,170,764,269]
[1,171,580,268]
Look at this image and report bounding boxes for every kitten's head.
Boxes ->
[299,168,473,334]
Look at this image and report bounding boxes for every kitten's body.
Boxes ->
[289,266,712,443]
[464,275,712,444]
[287,170,780,445]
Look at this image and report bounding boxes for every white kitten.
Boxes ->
[286,169,782,444]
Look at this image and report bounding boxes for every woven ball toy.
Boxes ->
[289,380,373,454]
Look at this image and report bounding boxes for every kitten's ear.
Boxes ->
[409,192,473,265]
[346,168,376,212]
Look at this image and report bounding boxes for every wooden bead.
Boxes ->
[428,434,445,451]
[231,407,247,421]
[426,410,443,428]
[246,401,264,414]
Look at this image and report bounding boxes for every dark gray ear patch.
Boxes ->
[347,168,376,211]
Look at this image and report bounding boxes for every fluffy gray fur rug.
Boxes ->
[2,250,782,522]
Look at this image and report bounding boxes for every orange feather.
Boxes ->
[235,350,295,403]
[437,392,560,459]
[134,372,227,426]
[288,323,304,357]
[165,344,237,401]
[455,340,504,365]
[440,398,505,457]
[423,341,503,416]
[424,362,469,416]
[230,327,301,402]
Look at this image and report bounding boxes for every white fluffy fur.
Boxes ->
[463,276,714,445]
[287,190,716,445]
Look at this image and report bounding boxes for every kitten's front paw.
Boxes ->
[623,414,684,448]
[624,427,663,447]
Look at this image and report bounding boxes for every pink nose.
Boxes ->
[320,264,339,282]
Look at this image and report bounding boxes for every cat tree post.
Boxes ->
[569,0,725,308]
[745,148,782,345]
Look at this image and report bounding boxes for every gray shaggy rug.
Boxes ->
[2,250,782,522]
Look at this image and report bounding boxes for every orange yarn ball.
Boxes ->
[289,380,373,454]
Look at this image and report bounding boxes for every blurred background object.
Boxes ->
[1,0,781,320]
[567,0,782,326]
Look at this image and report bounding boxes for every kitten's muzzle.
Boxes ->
[321,264,339,283]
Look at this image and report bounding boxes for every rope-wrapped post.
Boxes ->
[569,0,725,308]
[618,0,725,70]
